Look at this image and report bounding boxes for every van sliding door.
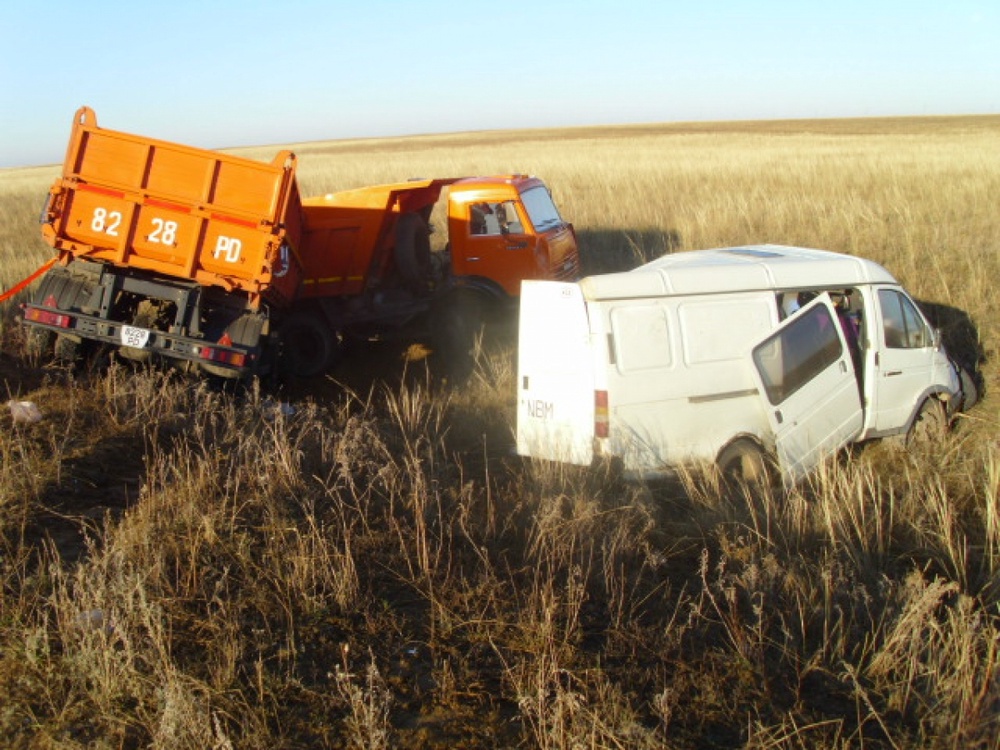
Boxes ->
[749,294,863,485]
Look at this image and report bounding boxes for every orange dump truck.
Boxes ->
[22,108,580,378]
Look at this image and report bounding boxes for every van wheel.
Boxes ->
[906,397,947,449]
[281,312,342,378]
[717,439,773,491]
[959,367,979,412]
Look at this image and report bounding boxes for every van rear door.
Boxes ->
[749,295,863,484]
[517,281,595,466]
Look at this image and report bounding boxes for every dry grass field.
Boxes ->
[1,115,999,748]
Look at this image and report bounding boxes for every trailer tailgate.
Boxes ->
[41,107,303,306]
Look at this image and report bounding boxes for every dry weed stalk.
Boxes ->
[1,117,999,748]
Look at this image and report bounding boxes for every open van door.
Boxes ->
[749,295,863,485]
[517,281,595,466]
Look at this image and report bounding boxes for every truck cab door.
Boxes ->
[749,295,864,485]
[455,199,537,293]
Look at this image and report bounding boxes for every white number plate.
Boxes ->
[121,325,150,348]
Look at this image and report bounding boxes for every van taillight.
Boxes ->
[595,390,609,438]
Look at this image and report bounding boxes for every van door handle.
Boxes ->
[466,256,481,262]
[885,370,902,377]
[506,242,528,250]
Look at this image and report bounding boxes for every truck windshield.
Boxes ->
[520,186,564,232]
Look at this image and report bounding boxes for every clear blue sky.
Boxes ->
[2,0,997,168]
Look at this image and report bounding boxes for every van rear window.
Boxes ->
[752,303,843,405]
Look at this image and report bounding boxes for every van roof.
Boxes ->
[579,244,898,300]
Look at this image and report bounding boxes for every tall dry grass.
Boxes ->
[1,116,999,747]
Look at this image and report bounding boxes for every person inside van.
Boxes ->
[780,292,801,319]
[832,290,863,382]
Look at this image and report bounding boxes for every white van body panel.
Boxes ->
[516,244,962,482]
[599,291,777,470]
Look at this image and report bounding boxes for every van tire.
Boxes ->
[717,439,773,490]
[906,397,947,449]
[959,367,979,412]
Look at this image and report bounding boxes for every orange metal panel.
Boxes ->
[42,107,304,307]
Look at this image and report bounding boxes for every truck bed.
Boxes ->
[41,107,304,307]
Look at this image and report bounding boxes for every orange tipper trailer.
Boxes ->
[41,106,304,306]
[22,108,580,379]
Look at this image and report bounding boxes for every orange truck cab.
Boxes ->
[21,108,580,380]
[298,175,578,300]
[446,175,580,295]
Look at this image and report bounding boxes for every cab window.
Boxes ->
[879,290,931,349]
[469,200,523,236]
[520,186,563,232]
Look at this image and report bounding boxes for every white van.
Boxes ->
[516,245,976,485]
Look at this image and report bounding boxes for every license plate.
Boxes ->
[121,325,150,348]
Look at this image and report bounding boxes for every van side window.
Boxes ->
[878,290,931,349]
[752,303,843,405]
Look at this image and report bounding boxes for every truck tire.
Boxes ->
[717,438,773,492]
[431,289,486,379]
[280,312,341,378]
[394,213,431,292]
[25,327,54,362]
[54,334,82,365]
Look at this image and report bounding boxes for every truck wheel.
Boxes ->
[25,327,55,362]
[53,334,82,365]
[394,213,431,292]
[906,397,947,449]
[717,439,773,492]
[431,289,485,379]
[281,313,341,378]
